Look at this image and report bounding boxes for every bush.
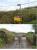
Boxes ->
[26,32,36,48]
[0,30,15,48]
[26,32,33,43]
[0,31,8,44]
[7,32,15,43]
[0,38,4,48]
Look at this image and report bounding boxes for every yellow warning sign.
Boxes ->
[14,16,22,22]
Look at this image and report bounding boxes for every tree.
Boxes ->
[32,24,37,48]
[0,31,8,44]
[33,24,37,33]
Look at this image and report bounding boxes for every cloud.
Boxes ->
[0,24,35,33]
[0,6,19,11]
[0,0,37,11]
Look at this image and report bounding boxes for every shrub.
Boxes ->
[7,33,15,43]
[0,30,15,48]
[26,32,33,43]
[0,38,4,48]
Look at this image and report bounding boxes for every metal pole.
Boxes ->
[17,4,21,9]
[20,4,21,10]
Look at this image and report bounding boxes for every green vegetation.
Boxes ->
[0,38,5,48]
[26,32,33,43]
[0,6,37,24]
[32,24,37,48]
[26,32,36,48]
[0,29,15,48]
[32,46,36,49]
[7,32,15,44]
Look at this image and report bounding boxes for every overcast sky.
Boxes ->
[0,0,37,11]
[0,24,35,33]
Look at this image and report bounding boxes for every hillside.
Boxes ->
[0,6,37,24]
